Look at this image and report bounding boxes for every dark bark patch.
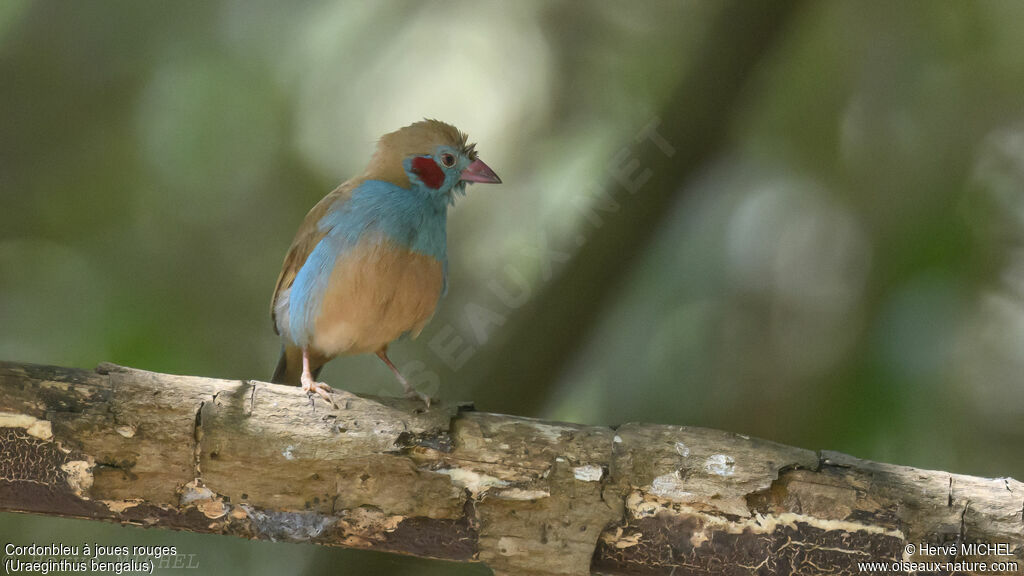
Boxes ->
[593,513,903,575]
[381,503,479,561]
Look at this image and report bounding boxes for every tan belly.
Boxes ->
[311,239,444,357]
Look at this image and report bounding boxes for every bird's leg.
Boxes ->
[376,349,431,407]
[300,348,336,408]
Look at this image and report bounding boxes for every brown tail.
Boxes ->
[271,345,324,385]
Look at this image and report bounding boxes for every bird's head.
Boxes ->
[365,119,501,203]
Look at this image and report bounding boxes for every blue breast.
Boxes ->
[287,180,449,345]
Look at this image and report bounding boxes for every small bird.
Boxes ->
[270,119,501,406]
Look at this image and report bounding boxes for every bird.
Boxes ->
[270,119,501,407]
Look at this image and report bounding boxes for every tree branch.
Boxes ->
[1,361,1021,575]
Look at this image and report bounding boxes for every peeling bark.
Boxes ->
[0,361,1021,575]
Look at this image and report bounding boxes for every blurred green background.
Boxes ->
[2,1,1024,574]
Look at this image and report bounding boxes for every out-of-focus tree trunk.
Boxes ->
[460,0,805,415]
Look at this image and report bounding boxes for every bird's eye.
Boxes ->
[440,153,456,168]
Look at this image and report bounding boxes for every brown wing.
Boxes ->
[270,180,360,334]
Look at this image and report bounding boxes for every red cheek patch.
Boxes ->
[411,156,445,189]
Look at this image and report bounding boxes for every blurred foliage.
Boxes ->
[2,1,1024,575]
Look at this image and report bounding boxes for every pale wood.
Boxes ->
[1,361,1021,575]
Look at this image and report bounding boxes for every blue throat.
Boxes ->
[323,179,450,260]
[287,179,450,345]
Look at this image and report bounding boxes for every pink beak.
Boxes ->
[460,158,502,184]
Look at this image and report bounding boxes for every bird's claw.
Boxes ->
[403,387,433,408]
[301,379,336,409]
